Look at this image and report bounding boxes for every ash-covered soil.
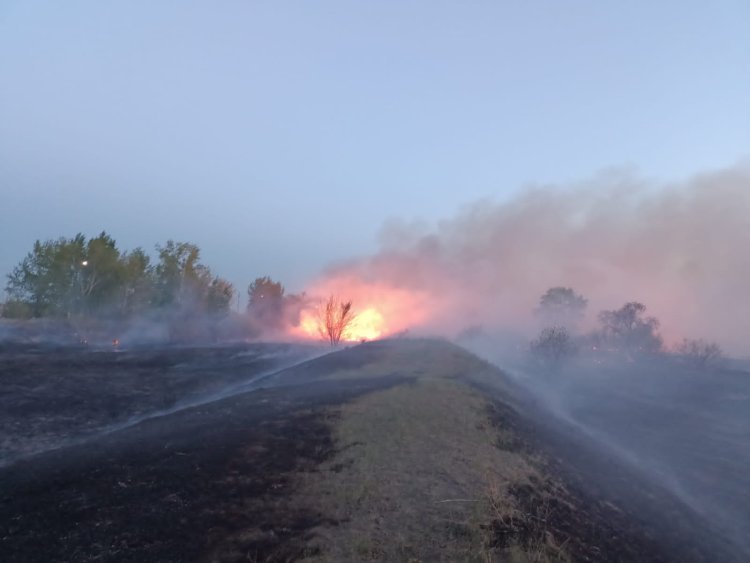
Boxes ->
[0,342,319,464]
[0,340,745,562]
[501,358,750,560]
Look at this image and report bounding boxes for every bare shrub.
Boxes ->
[676,338,724,369]
[596,302,663,358]
[318,295,355,346]
[529,327,576,369]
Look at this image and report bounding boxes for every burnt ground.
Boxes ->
[1,367,411,562]
[479,392,743,562]
[547,361,750,555]
[0,342,319,464]
[0,339,746,562]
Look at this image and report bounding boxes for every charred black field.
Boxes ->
[1,339,748,562]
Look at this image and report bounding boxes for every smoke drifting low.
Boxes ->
[310,163,750,355]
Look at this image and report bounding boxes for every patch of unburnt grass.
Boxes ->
[306,338,488,383]
[295,374,555,562]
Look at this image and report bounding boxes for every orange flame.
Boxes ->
[348,307,385,340]
[297,306,386,342]
[291,276,429,342]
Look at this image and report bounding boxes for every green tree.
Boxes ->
[154,241,202,307]
[206,278,234,314]
[535,287,587,330]
[118,248,154,315]
[597,302,663,356]
[153,240,233,314]
[79,232,124,313]
[6,234,88,317]
[247,276,285,327]
[5,232,137,318]
[5,235,234,321]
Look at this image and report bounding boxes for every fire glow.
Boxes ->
[284,165,750,354]
[292,277,430,343]
[298,306,385,342]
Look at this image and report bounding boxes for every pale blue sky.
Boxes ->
[1,1,748,294]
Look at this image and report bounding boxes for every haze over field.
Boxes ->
[1,2,749,356]
[305,164,750,355]
[2,1,749,300]
[2,4,750,561]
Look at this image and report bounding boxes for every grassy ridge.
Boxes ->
[283,341,568,562]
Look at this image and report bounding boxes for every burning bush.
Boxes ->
[318,295,356,346]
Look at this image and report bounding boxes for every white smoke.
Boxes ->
[317,162,750,355]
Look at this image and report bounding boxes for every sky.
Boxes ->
[1,1,748,297]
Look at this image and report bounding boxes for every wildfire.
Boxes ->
[297,305,385,342]
[349,307,385,340]
[291,277,429,343]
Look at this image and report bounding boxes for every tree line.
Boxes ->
[245,277,354,345]
[1,233,360,346]
[1,234,727,357]
[530,286,724,370]
[2,233,234,320]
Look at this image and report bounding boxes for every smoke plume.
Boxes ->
[308,162,750,355]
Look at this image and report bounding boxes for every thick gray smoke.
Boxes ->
[323,162,750,355]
